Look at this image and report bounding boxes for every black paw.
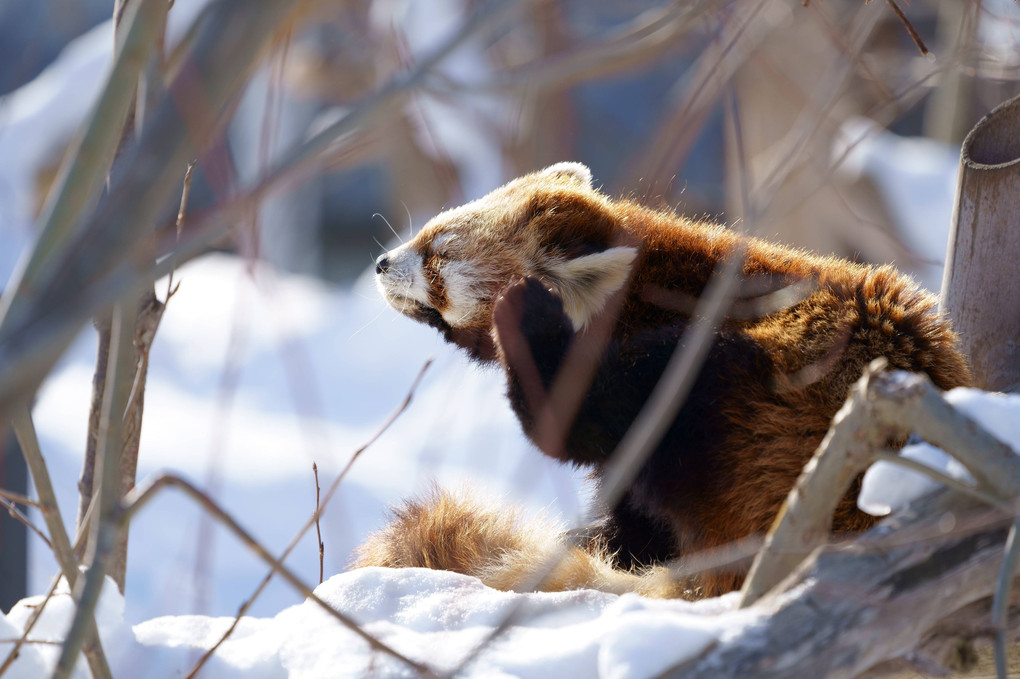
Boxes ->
[493,278,572,353]
[493,278,575,385]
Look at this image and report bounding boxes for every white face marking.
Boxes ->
[439,260,480,325]
[376,243,430,312]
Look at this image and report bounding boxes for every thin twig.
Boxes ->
[183,359,432,678]
[0,489,40,509]
[10,406,112,679]
[0,575,62,676]
[994,518,1020,679]
[0,514,94,677]
[665,534,764,582]
[0,498,51,550]
[123,473,436,678]
[54,299,138,679]
[313,462,323,585]
[165,159,196,302]
[880,0,929,56]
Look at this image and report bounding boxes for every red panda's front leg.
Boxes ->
[492,277,631,466]
[492,278,680,566]
[492,276,780,590]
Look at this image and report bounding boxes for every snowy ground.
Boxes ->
[4,567,759,679]
[4,3,1020,678]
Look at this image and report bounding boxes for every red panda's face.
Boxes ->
[376,163,638,360]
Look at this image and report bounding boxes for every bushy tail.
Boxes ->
[352,487,685,599]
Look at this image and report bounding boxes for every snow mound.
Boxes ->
[3,570,758,678]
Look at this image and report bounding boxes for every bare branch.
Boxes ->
[0,489,39,509]
[184,359,432,678]
[0,575,62,676]
[53,298,138,679]
[741,364,1020,608]
[0,498,51,550]
[875,450,1007,511]
[122,473,436,678]
[880,0,929,56]
[10,406,111,679]
[0,0,301,417]
[313,462,323,586]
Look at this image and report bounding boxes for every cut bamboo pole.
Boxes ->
[940,94,1020,393]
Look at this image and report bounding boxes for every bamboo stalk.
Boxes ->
[940,93,1020,393]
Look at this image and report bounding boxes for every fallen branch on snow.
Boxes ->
[648,362,1020,678]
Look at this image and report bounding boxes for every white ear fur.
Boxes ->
[548,246,637,330]
[540,162,593,188]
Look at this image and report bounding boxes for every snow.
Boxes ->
[2,571,757,678]
[858,389,1020,516]
[4,2,1020,678]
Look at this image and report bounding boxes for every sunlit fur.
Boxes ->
[364,163,972,598]
[354,488,684,598]
[375,163,643,359]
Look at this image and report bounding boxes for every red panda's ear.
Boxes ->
[547,246,637,330]
[539,162,593,189]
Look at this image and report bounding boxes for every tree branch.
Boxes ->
[121,473,437,678]
[10,407,111,679]
[741,363,1020,608]
[184,359,432,678]
[662,490,1018,678]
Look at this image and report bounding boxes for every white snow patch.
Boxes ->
[4,569,761,678]
[859,389,1020,516]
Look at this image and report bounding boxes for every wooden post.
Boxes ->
[940,94,1020,393]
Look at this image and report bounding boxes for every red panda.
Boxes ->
[357,162,972,598]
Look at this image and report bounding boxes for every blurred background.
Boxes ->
[1,0,1018,650]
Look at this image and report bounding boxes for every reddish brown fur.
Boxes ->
[354,488,687,598]
[363,164,973,598]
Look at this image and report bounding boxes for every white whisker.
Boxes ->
[349,307,389,340]
[373,212,403,244]
[400,200,415,240]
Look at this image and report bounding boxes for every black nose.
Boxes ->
[375,255,390,275]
